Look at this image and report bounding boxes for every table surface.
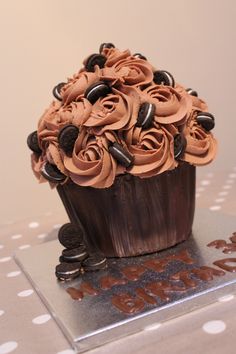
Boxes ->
[1,165,236,354]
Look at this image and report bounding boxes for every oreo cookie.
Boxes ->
[82,254,107,272]
[136,102,155,129]
[58,124,79,155]
[41,162,67,183]
[174,133,187,159]
[153,70,175,87]
[27,131,42,154]
[58,223,83,249]
[52,82,66,101]
[186,88,198,97]
[55,262,81,281]
[196,112,215,131]
[133,53,147,60]
[61,246,88,263]
[109,142,134,168]
[85,54,107,72]
[99,42,115,53]
[85,81,111,104]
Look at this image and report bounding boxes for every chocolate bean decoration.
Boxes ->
[52,82,66,101]
[85,53,107,72]
[109,142,134,168]
[133,53,147,60]
[196,112,215,131]
[186,88,198,97]
[136,102,155,129]
[85,81,111,104]
[41,162,67,183]
[82,254,107,271]
[27,131,42,154]
[58,124,79,155]
[153,70,175,87]
[174,133,187,159]
[61,246,88,263]
[55,262,81,281]
[99,42,115,53]
[58,223,83,249]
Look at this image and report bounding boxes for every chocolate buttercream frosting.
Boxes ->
[29,45,217,188]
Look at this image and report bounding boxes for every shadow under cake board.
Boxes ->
[15,209,236,353]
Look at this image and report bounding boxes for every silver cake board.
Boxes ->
[15,209,236,353]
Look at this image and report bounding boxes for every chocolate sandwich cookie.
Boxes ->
[41,162,67,183]
[27,131,42,154]
[52,82,66,101]
[133,53,147,60]
[55,262,81,281]
[99,42,115,53]
[174,133,187,159]
[186,88,198,97]
[82,254,107,272]
[58,124,79,155]
[196,112,215,131]
[85,81,111,104]
[85,54,107,72]
[61,246,88,263]
[58,223,83,249]
[136,102,155,129]
[153,70,175,87]
[109,142,134,168]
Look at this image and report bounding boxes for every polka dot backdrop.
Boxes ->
[0,165,236,354]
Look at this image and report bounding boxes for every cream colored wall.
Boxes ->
[0,0,235,224]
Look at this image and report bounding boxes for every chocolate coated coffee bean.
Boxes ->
[133,53,147,60]
[186,88,198,97]
[85,54,107,72]
[136,102,155,129]
[196,112,215,131]
[99,42,115,53]
[109,142,134,168]
[174,133,187,159]
[41,162,67,183]
[58,223,83,249]
[55,262,81,281]
[85,81,111,104]
[153,70,175,87]
[82,254,107,271]
[27,131,42,154]
[58,124,79,155]
[52,82,66,101]
[61,246,88,263]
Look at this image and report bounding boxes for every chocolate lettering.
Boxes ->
[111,293,145,314]
[169,249,195,264]
[213,258,236,272]
[135,288,157,305]
[66,287,84,301]
[100,276,127,290]
[207,240,227,249]
[207,239,236,254]
[121,265,146,281]
[191,266,225,281]
[143,258,168,272]
[79,281,99,295]
[171,270,197,288]
[145,281,172,301]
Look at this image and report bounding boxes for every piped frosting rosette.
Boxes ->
[27,43,217,188]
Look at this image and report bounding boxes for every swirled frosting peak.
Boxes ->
[28,43,217,188]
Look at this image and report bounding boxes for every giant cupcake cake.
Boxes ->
[27,43,217,280]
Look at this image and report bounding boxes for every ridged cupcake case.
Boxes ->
[57,163,195,257]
